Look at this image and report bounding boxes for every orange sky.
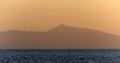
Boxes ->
[0,0,120,35]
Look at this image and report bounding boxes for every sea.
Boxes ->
[0,49,120,63]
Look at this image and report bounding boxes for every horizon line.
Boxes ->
[0,24,119,36]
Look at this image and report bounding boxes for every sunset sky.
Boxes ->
[0,0,120,35]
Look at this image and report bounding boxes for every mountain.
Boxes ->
[0,24,120,49]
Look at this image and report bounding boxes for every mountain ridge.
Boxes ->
[0,24,120,49]
[1,24,119,37]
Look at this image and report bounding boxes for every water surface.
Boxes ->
[0,49,120,63]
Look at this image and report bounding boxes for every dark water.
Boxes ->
[0,49,120,63]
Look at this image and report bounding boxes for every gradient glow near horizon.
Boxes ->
[0,0,120,35]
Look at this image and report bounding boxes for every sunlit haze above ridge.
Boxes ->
[0,0,120,35]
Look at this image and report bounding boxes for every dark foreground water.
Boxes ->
[0,49,120,63]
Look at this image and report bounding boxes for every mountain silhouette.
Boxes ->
[0,24,120,49]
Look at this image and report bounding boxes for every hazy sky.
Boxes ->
[0,0,120,35]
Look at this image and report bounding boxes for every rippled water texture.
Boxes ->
[0,49,120,63]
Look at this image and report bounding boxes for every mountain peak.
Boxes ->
[47,24,84,32]
[55,24,67,29]
[58,24,66,27]
[47,24,71,32]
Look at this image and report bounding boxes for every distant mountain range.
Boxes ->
[0,24,120,49]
